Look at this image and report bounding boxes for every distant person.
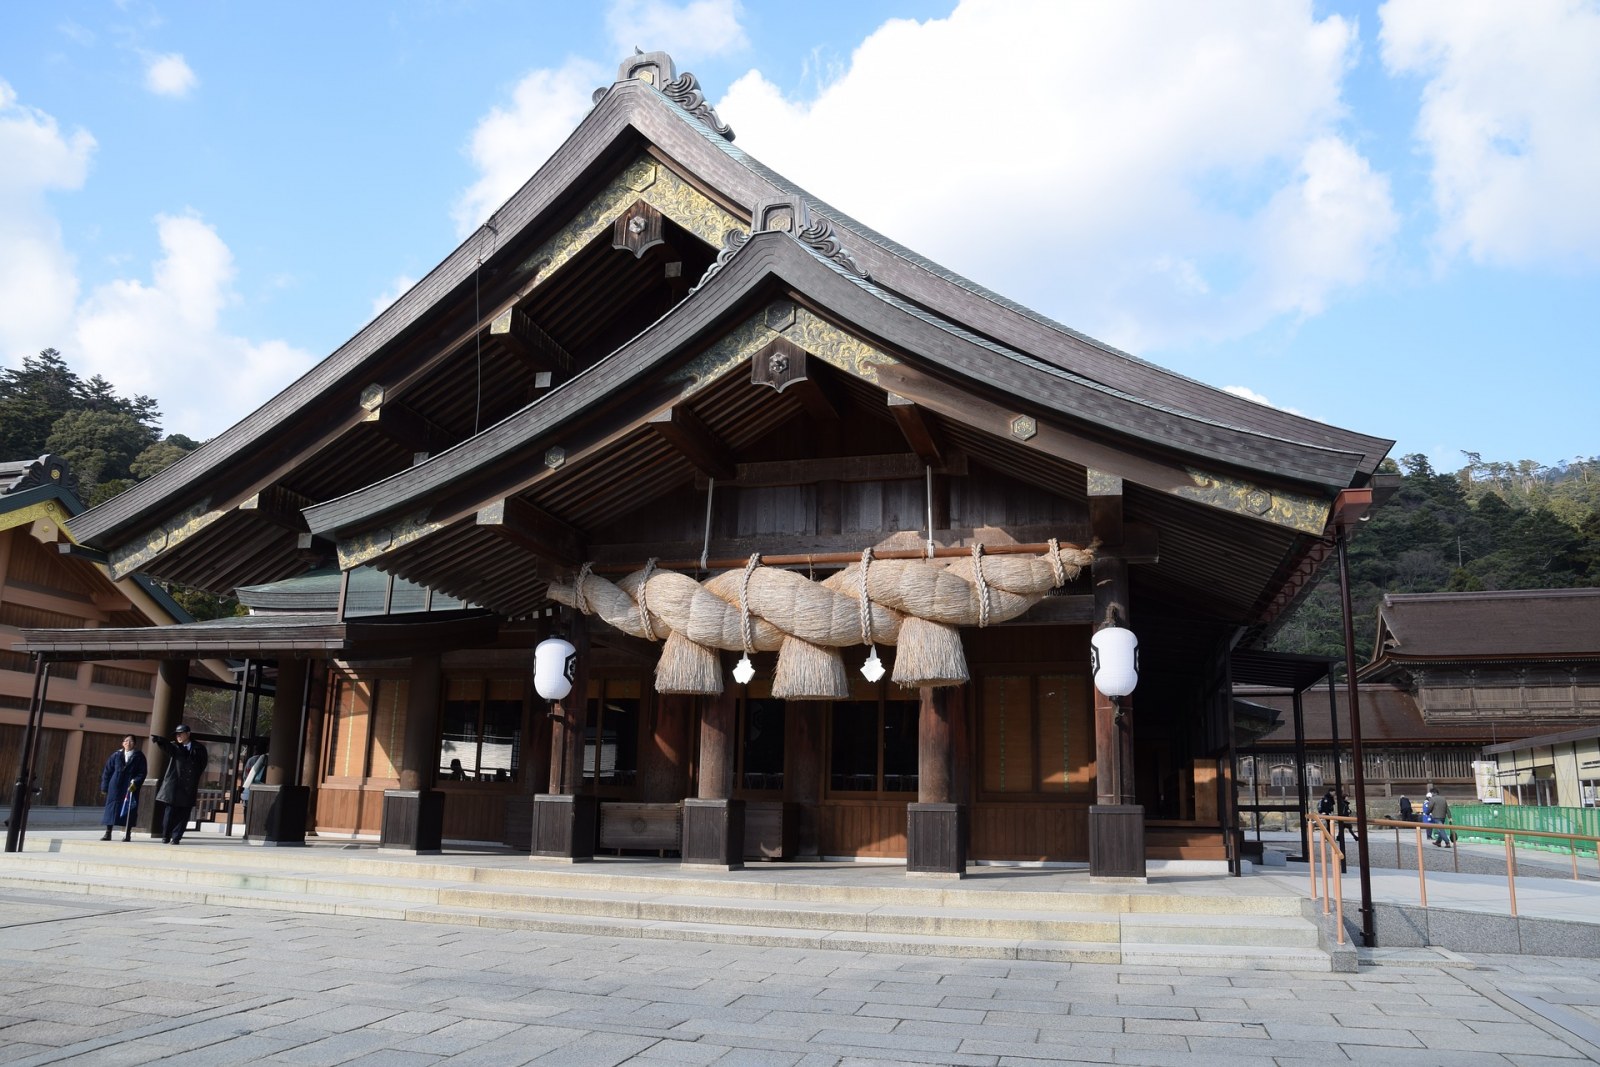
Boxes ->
[99,735,147,841]
[1398,794,1414,822]
[1337,788,1357,841]
[241,752,268,805]
[1431,791,1453,848]
[153,725,208,845]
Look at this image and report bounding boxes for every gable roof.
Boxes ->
[60,51,1392,628]
[1366,589,1600,668]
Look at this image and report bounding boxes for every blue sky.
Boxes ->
[2,1,1596,474]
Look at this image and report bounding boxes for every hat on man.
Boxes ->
[174,724,191,735]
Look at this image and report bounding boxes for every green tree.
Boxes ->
[0,349,81,460]
[44,409,158,500]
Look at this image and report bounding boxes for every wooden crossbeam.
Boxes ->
[237,485,315,533]
[490,306,574,377]
[359,389,451,455]
[646,405,736,481]
[693,452,967,490]
[887,393,944,466]
[475,497,585,567]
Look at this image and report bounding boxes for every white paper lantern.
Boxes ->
[534,636,577,700]
[1090,626,1139,699]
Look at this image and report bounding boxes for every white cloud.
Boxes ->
[69,213,314,438]
[1380,0,1600,267]
[606,0,749,61]
[1222,385,1305,417]
[452,57,607,237]
[717,0,1397,353]
[0,80,95,363]
[1,81,311,440]
[144,52,198,98]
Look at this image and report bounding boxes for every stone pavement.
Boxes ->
[3,885,1599,1067]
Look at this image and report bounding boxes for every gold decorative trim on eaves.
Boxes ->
[516,157,742,288]
[672,300,897,390]
[107,499,227,581]
[337,509,447,571]
[1173,469,1331,534]
[0,499,74,536]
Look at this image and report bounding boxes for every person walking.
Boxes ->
[153,725,208,845]
[98,735,147,841]
[1431,791,1454,848]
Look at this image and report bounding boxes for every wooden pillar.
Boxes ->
[142,659,188,837]
[249,657,310,845]
[639,693,690,802]
[786,700,824,858]
[908,685,966,876]
[533,615,596,859]
[381,653,443,852]
[683,685,743,868]
[1089,551,1144,880]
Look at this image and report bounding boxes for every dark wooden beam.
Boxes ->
[296,532,337,565]
[1088,468,1124,547]
[887,393,944,466]
[359,386,451,455]
[646,405,736,481]
[693,452,967,490]
[490,306,574,377]
[789,373,844,424]
[236,485,315,533]
[474,496,585,567]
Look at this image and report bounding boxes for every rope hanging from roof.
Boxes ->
[545,538,1095,698]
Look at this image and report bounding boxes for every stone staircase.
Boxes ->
[1,837,1336,971]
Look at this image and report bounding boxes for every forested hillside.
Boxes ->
[5,349,1597,646]
[1270,453,1600,661]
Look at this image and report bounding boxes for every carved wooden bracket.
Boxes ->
[751,337,809,395]
[612,200,665,259]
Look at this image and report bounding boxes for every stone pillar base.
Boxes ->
[681,798,744,870]
[531,793,597,860]
[244,784,309,846]
[1089,804,1146,882]
[380,789,444,853]
[907,803,967,877]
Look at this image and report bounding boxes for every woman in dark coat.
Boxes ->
[99,735,148,840]
[153,725,208,844]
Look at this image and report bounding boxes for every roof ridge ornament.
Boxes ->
[691,195,869,293]
[605,49,735,142]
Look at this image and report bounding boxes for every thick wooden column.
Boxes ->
[683,684,743,869]
[1090,549,1145,880]
[381,653,444,852]
[533,616,596,859]
[908,685,966,876]
[248,657,309,845]
[787,700,824,859]
[142,659,188,837]
[639,693,691,802]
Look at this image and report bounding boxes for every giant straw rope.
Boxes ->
[547,539,1095,698]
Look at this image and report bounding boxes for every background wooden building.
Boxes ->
[1,455,192,807]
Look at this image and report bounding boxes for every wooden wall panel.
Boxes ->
[315,783,386,835]
[439,787,508,843]
[816,800,907,857]
[969,801,1089,862]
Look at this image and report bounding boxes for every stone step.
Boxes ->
[25,838,1308,917]
[0,844,1332,970]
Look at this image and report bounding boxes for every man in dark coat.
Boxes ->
[153,725,208,844]
[99,735,148,840]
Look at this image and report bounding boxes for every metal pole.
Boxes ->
[5,656,49,853]
[1336,524,1377,946]
[223,660,250,836]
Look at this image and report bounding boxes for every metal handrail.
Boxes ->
[1307,812,1600,923]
